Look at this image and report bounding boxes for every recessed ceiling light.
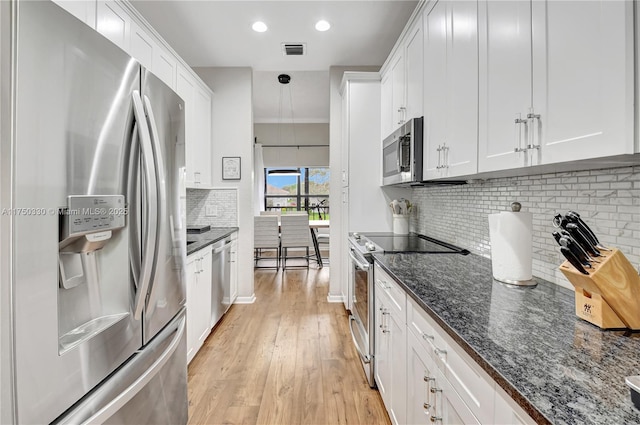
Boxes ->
[315,20,331,32]
[252,21,268,33]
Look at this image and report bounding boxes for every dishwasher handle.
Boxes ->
[213,240,232,254]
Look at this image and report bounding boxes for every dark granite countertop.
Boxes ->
[373,252,640,425]
[186,227,238,256]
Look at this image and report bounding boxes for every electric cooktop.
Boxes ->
[350,232,470,255]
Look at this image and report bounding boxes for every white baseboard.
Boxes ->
[234,294,256,304]
[326,293,344,303]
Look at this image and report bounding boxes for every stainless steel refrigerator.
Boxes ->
[8,1,188,423]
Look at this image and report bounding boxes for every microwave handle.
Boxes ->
[396,138,402,172]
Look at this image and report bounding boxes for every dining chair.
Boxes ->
[315,228,330,265]
[254,215,280,268]
[280,214,311,269]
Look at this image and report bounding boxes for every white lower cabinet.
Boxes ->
[229,233,238,304]
[408,339,480,424]
[493,384,536,425]
[374,264,535,424]
[407,330,440,424]
[374,265,407,425]
[186,246,212,364]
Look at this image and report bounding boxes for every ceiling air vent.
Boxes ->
[282,43,306,56]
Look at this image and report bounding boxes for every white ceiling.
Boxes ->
[130,0,418,122]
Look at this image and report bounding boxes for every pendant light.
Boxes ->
[268,73,300,177]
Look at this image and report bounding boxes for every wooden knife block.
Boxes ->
[559,248,640,330]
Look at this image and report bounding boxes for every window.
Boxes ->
[264,167,329,220]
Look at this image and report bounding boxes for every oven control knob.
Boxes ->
[353,232,360,240]
[365,242,376,251]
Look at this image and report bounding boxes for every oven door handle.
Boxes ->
[349,249,370,270]
[349,315,371,364]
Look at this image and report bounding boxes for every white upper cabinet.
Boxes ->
[52,0,97,28]
[177,66,211,188]
[423,0,478,180]
[194,87,213,187]
[391,52,406,129]
[152,45,177,90]
[479,0,634,173]
[533,0,634,164]
[423,1,448,180]
[380,73,394,140]
[178,64,213,189]
[381,17,424,141]
[478,0,532,173]
[404,20,424,123]
[96,1,130,52]
[129,19,154,70]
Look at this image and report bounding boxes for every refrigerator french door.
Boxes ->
[10,2,187,424]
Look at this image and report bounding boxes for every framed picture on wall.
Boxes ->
[222,156,241,180]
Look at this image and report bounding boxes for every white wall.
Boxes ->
[194,67,256,303]
[255,123,329,167]
[411,166,640,289]
[328,66,379,302]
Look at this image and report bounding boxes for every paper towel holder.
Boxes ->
[489,201,537,287]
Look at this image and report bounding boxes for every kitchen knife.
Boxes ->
[558,229,600,264]
[566,211,610,250]
[560,246,590,275]
[559,237,591,267]
[566,223,601,257]
[552,231,563,246]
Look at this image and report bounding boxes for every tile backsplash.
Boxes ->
[410,166,640,288]
[187,188,238,227]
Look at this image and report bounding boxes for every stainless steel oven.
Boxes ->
[347,235,380,388]
[346,232,468,388]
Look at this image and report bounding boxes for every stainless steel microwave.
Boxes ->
[382,117,423,185]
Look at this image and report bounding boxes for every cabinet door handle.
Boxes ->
[514,114,528,154]
[443,143,449,169]
[430,415,442,423]
[424,374,434,412]
[397,106,406,125]
[436,145,442,169]
[430,387,442,394]
[526,111,541,152]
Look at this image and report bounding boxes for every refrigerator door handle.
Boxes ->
[128,123,142,289]
[141,95,168,317]
[132,91,159,320]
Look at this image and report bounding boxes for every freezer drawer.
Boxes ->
[53,308,188,425]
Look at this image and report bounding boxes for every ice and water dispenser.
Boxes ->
[57,195,128,353]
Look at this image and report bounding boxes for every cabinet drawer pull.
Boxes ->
[423,375,434,382]
[434,347,447,356]
[423,402,431,410]
[430,415,442,423]
[421,332,434,341]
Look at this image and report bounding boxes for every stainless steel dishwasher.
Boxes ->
[210,237,232,328]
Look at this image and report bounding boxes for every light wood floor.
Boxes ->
[187,266,390,425]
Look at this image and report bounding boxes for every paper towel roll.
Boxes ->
[488,211,533,283]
